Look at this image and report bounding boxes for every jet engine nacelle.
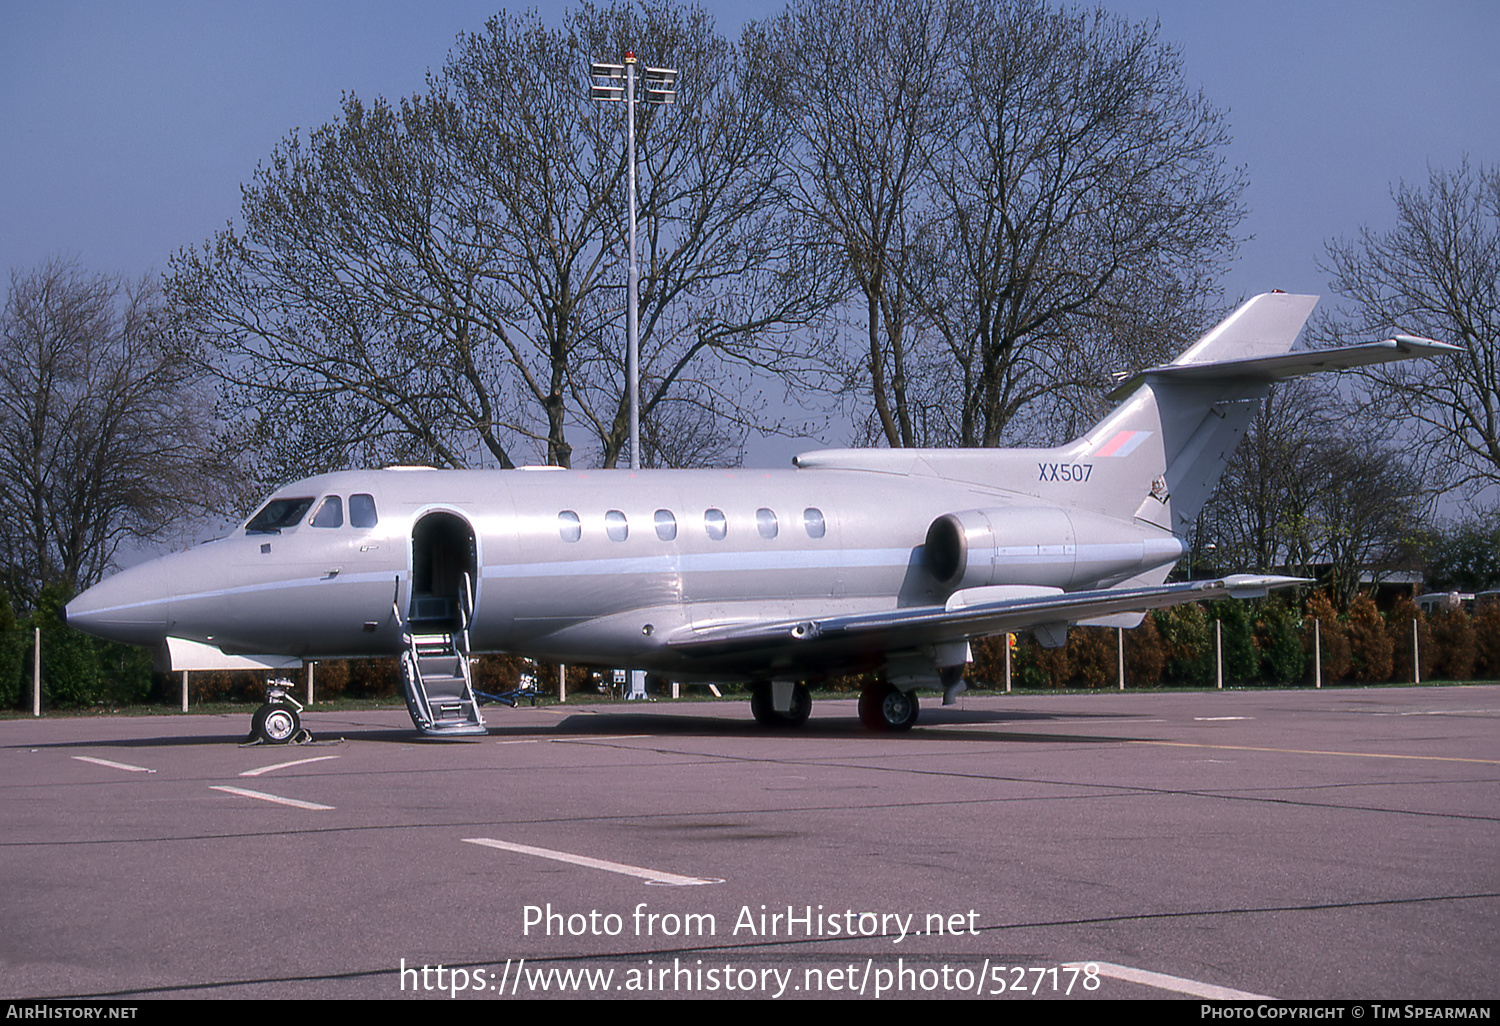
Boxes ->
[924,506,1185,591]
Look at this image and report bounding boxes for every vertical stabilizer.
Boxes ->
[1170,292,1322,366]
[1068,293,1320,537]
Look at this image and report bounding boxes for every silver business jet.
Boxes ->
[66,293,1454,742]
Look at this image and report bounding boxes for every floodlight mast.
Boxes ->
[590,52,677,471]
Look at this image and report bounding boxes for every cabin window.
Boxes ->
[350,493,378,528]
[704,508,727,540]
[558,510,581,542]
[654,509,677,541]
[803,507,826,539]
[311,496,344,528]
[756,507,778,539]
[606,510,628,542]
[246,497,314,534]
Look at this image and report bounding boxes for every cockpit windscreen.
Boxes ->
[246,497,315,534]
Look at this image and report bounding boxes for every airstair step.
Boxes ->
[419,720,488,737]
[401,621,485,738]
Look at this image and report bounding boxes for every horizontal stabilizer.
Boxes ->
[1107,335,1458,401]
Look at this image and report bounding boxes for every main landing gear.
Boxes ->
[246,681,310,745]
[859,681,919,732]
[749,682,811,728]
[746,679,921,732]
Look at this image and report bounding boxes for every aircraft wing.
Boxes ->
[665,575,1306,660]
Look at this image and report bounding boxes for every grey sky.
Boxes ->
[2,0,1495,459]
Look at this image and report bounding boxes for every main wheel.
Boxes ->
[251,703,301,744]
[859,682,919,732]
[749,682,811,728]
[781,683,812,726]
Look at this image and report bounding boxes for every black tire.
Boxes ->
[859,682,918,732]
[782,683,812,726]
[252,703,301,745]
[750,682,811,728]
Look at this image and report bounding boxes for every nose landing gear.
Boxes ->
[246,682,311,745]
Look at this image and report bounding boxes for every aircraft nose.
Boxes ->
[65,560,173,646]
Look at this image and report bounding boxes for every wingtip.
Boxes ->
[1221,574,1313,599]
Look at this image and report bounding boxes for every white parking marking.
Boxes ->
[1132,739,1500,765]
[1194,716,1250,721]
[1068,961,1273,1000]
[210,785,334,810]
[72,756,154,773]
[463,837,721,886]
[240,755,340,777]
[1390,708,1500,716]
[553,734,650,743]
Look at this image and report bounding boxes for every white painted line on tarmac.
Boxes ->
[240,755,340,777]
[72,756,155,774]
[552,734,650,743]
[1130,739,1500,765]
[1390,708,1500,716]
[495,739,542,745]
[463,837,721,886]
[1068,961,1273,1000]
[210,785,334,810]
[1194,716,1250,721]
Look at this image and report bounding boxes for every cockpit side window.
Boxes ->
[311,496,344,528]
[349,494,378,528]
[246,497,315,534]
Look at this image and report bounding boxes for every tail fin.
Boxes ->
[1072,292,1454,536]
[1166,291,1322,367]
[792,292,1453,550]
[1071,293,1316,533]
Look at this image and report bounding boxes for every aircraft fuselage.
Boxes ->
[68,459,1183,681]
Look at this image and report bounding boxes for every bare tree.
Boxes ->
[1199,381,1333,576]
[758,0,1243,449]
[1310,437,1427,608]
[1196,380,1428,606]
[172,2,835,485]
[915,0,1243,447]
[0,261,224,609]
[1323,161,1500,496]
[751,0,958,448]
